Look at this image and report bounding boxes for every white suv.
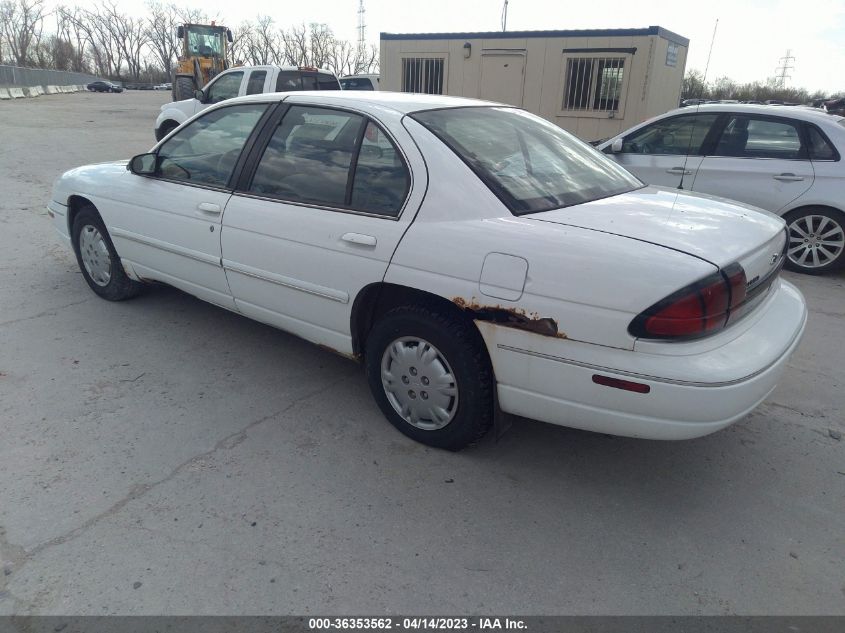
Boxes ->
[155,65,340,141]
[599,104,845,274]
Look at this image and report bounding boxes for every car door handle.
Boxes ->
[197,202,221,214]
[773,173,804,182]
[341,232,377,247]
[666,167,692,175]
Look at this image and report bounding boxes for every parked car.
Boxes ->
[154,83,173,91]
[598,104,845,274]
[49,92,806,450]
[86,81,123,93]
[154,65,340,140]
[340,74,379,91]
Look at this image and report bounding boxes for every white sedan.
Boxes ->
[598,104,845,274]
[48,92,807,450]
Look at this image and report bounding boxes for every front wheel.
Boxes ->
[71,206,142,301]
[365,305,494,450]
[784,207,845,274]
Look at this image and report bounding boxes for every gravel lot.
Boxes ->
[0,91,843,616]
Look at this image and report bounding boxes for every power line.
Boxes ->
[776,49,795,87]
[357,0,366,61]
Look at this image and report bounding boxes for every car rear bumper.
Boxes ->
[479,279,807,440]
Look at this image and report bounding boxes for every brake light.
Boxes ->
[629,264,748,339]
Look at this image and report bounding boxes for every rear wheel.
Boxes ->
[784,207,845,274]
[71,206,142,301]
[365,305,494,451]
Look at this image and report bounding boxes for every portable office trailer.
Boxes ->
[380,26,688,142]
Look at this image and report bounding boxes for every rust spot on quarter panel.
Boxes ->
[452,297,567,339]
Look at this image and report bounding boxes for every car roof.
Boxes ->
[226,90,502,114]
[669,103,842,125]
[240,64,337,76]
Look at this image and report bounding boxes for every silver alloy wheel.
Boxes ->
[787,214,845,269]
[380,336,459,431]
[79,225,112,287]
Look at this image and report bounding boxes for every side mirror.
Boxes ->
[176,25,184,39]
[194,89,205,102]
[611,138,624,153]
[128,153,157,176]
[226,29,233,43]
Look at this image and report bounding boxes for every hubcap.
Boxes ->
[79,225,111,286]
[787,214,844,269]
[380,336,459,431]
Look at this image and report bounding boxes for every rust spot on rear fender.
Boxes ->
[452,297,567,339]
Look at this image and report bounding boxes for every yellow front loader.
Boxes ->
[172,22,234,101]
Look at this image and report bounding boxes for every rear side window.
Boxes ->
[246,70,267,95]
[350,123,409,216]
[714,116,805,159]
[249,106,364,206]
[276,72,303,92]
[622,114,718,155]
[807,126,838,160]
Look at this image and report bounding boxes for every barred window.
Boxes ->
[562,57,625,112]
[401,57,445,94]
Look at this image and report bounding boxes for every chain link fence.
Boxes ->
[0,65,103,88]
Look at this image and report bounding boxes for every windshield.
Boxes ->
[186,26,224,57]
[412,107,643,215]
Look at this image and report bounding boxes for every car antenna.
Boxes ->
[679,18,718,190]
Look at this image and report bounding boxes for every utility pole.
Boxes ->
[776,49,795,87]
[502,0,509,32]
[357,0,366,70]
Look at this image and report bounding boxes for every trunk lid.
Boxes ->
[524,186,786,271]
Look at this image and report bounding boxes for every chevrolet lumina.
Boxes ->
[48,92,807,450]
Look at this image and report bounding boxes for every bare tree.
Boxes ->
[145,1,179,74]
[0,0,47,66]
[103,1,148,79]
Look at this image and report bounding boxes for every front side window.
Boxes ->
[249,106,364,206]
[156,104,267,187]
[563,57,626,112]
[206,72,242,104]
[714,116,805,159]
[622,114,719,155]
[413,107,642,215]
[246,71,267,95]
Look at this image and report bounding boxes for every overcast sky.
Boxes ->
[70,0,845,92]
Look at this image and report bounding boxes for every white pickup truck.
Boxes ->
[154,65,341,141]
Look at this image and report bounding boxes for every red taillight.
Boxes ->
[630,265,748,340]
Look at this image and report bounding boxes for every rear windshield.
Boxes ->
[275,71,340,92]
[412,107,643,215]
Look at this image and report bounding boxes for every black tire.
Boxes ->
[365,305,494,451]
[71,205,142,301]
[783,207,845,275]
[155,120,178,142]
[173,76,196,102]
